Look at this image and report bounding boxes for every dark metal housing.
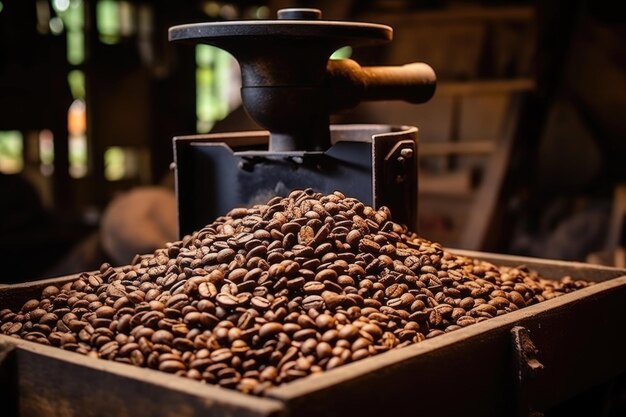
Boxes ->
[173,125,418,236]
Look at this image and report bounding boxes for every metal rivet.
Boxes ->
[400,148,414,158]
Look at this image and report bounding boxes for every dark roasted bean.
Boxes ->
[216,293,239,308]
[303,281,325,294]
[337,324,359,341]
[159,359,186,373]
[259,323,283,339]
[302,295,325,311]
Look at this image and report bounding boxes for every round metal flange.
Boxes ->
[168,10,391,49]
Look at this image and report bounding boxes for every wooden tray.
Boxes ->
[2,251,625,417]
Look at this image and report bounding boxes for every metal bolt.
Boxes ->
[239,160,254,172]
[400,148,414,159]
[277,8,322,20]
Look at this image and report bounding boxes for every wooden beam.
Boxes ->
[420,141,497,156]
[360,6,534,25]
[436,79,535,97]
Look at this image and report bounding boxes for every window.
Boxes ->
[0,131,24,174]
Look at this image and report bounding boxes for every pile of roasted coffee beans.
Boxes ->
[0,189,591,395]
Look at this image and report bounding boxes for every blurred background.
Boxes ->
[0,0,625,282]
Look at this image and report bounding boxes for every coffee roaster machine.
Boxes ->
[1,9,626,417]
[170,7,435,235]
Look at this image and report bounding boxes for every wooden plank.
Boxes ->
[419,169,473,195]
[420,140,497,156]
[436,79,535,97]
[0,336,285,417]
[459,95,522,249]
[606,184,626,250]
[0,342,18,417]
[0,274,80,311]
[453,249,626,283]
[360,6,534,24]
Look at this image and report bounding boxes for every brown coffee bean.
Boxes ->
[95,306,115,319]
[326,356,344,370]
[321,290,345,308]
[295,357,311,371]
[41,286,60,299]
[313,341,331,359]
[302,295,325,311]
[315,269,338,282]
[291,328,315,341]
[152,330,174,345]
[259,366,278,382]
[346,230,362,247]
[472,304,497,317]
[251,296,271,310]
[22,299,40,312]
[210,348,234,363]
[159,359,186,373]
[315,314,334,330]
[428,309,443,327]
[508,291,526,308]
[217,248,236,263]
[338,324,359,340]
[216,293,239,307]
[352,349,370,361]
[39,312,58,326]
[303,281,325,294]
[459,297,475,310]
[457,316,476,327]
[166,294,189,310]
[228,268,248,283]
[298,225,315,245]
[361,323,383,338]
[352,337,372,352]
[359,239,380,253]
[5,322,22,334]
[451,308,466,321]
[489,296,510,309]
[259,322,283,339]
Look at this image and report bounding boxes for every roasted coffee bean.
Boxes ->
[251,296,271,310]
[39,312,59,326]
[216,293,239,308]
[315,314,334,330]
[338,324,359,340]
[293,328,317,341]
[302,295,325,311]
[228,268,248,283]
[508,291,527,308]
[22,299,40,312]
[159,359,186,373]
[259,323,283,339]
[0,189,591,396]
[5,322,22,334]
[326,356,344,370]
[41,286,60,299]
[457,316,476,327]
[303,281,325,294]
[359,238,380,253]
[95,306,115,319]
[315,269,337,283]
[361,323,383,338]
[152,329,174,345]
